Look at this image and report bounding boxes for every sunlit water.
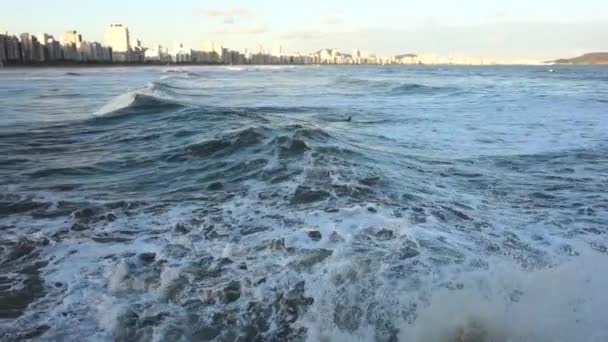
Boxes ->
[0,65,607,341]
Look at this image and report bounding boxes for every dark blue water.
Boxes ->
[1,65,607,341]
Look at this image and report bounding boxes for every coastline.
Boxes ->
[0,63,574,69]
[2,61,606,69]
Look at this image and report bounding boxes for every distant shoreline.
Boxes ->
[1,62,606,69]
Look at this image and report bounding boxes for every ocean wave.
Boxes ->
[390,83,446,95]
[162,68,201,78]
[335,76,393,89]
[149,81,183,94]
[223,66,245,71]
[94,90,184,117]
[335,77,453,96]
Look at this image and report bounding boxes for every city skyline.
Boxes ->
[1,0,607,62]
[2,24,503,66]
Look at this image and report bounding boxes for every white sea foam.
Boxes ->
[401,252,608,342]
[94,90,143,116]
[93,82,177,116]
[302,244,608,342]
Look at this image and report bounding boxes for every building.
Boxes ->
[44,36,63,62]
[145,44,171,63]
[316,49,341,64]
[395,53,418,64]
[19,33,44,63]
[131,37,145,62]
[19,33,32,61]
[170,42,191,63]
[104,24,130,52]
[60,30,82,47]
[104,24,132,62]
[62,43,80,61]
[79,41,112,62]
[201,41,223,63]
[272,43,283,58]
[352,49,361,64]
[0,34,9,63]
[1,33,23,64]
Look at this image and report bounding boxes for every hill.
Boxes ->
[552,52,608,65]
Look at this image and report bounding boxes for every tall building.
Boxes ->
[20,33,32,61]
[61,30,82,47]
[201,41,223,62]
[272,43,283,57]
[0,34,7,62]
[145,44,170,63]
[45,36,63,62]
[0,33,22,63]
[79,41,112,62]
[171,42,191,63]
[36,33,51,45]
[19,33,44,63]
[104,24,130,57]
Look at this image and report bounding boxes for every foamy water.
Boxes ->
[0,65,607,341]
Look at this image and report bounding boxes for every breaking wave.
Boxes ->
[94,89,184,116]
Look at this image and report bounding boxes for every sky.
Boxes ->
[1,0,607,61]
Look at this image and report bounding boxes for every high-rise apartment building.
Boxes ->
[272,43,283,57]
[104,24,130,53]
[201,41,223,62]
[61,30,82,48]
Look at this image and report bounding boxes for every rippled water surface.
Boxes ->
[1,65,607,341]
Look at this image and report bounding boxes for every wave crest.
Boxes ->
[94,83,185,117]
[95,92,183,117]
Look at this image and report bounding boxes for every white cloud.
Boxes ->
[280,30,325,40]
[322,15,344,25]
[193,7,253,25]
[212,25,268,35]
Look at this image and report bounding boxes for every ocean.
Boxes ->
[0,65,607,341]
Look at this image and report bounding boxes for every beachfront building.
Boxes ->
[0,33,13,63]
[0,35,6,63]
[36,33,60,62]
[42,36,64,62]
[313,49,355,64]
[395,53,418,64]
[352,49,362,64]
[104,24,132,62]
[79,41,112,62]
[20,33,46,63]
[170,42,191,63]
[272,43,283,58]
[1,33,22,63]
[104,24,130,52]
[61,30,82,47]
[201,41,223,63]
[145,44,171,63]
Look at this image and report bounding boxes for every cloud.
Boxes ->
[193,7,253,24]
[212,25,268,35]
[194,8,252,18]
[280,30,325,40]
[322,15,344,25]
